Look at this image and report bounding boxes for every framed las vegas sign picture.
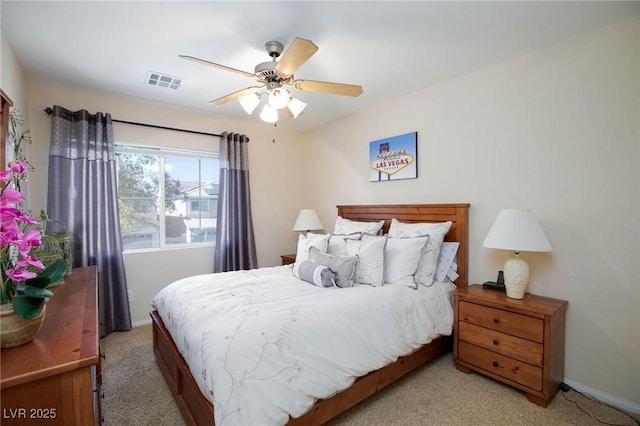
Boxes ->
[369,132,417,182]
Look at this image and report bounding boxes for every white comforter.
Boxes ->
[151,265,455,425]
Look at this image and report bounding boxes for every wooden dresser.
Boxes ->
[0,266,101,425]
[452,284,567,407]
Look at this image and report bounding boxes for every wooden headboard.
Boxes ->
[337,203,470,288]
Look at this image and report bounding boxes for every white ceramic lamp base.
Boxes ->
[503,255,530,299]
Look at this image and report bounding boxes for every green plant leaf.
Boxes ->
[25,260,67,289]
[22,276,50,288]
[22,285,53,299]
[12,295,44,320]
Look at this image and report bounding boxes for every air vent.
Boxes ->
[146,71,183,90]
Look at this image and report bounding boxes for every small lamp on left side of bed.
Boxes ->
[292,209,324,234]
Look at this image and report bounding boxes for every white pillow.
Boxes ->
[334,216,384,235]
[384,236,430,289]
[388,219,452,287]
[327,233,362,257]
[346,235,387,287]
[435,242,460,282]
[294,233,330,265]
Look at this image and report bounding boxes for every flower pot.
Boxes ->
[0,303,47,348]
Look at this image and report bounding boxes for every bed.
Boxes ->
[151,203,469,425]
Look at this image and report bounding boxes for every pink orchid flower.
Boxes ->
[0,187,23,205]
[23,229,42,248]
[16,255,45,270]
[0,206,20,226]
[11,230,42,258]
[15,210,40,225]
[1,220,21,239]
[1,161,49,290]
[12,238,31,257]
[6,267,38,282]
[8,160,26,175]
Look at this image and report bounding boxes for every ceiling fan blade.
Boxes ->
[275,38,318,76]
[293,80,363,97]
[179,55,258,80]
[209,86,262,106]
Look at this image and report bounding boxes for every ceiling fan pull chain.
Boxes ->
[272,122,277,143]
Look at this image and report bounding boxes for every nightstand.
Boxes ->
[281,254,296,265]
[452,285,568,407]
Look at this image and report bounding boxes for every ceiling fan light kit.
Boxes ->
[259,104,278,123]
[181,37,363,124]
[268,88,291,109]
[287,97,307,119]
[238,93,260,115]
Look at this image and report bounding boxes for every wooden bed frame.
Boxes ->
[151,203,469,425]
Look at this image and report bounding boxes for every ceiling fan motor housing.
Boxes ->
[265,40,284,58]
[254,61,291,85]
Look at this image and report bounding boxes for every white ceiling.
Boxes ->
[2,1,638,132]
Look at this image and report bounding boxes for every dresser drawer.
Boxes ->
[458,341,543,391]
[458,321,543,367]
[459,301,543,343]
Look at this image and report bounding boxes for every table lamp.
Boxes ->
[482,209,552,299]
[292,209,323,234]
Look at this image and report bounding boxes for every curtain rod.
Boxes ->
[44,107,222,138]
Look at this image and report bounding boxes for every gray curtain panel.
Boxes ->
[47,105,131,337]
[214,132,258,272]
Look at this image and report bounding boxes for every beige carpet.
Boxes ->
[100,325,639,426]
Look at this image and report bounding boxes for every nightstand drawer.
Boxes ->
[459,301,543,343]
[458,341,543,391]
[458,321,543,367]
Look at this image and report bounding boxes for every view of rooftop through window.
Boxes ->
[116,147,219,250]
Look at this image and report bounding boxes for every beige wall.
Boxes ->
[302,17,639,409]
[2,15,639,411]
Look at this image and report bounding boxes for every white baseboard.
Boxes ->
[132,318,152,328]
[564,378,640,414]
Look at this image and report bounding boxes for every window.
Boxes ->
[190,199,210,212]
[116,145,219,250]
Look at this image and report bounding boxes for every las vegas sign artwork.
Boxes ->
[369,132,417,182]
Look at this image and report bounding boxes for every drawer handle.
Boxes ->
[492,361,499,368]
[492,317,500,324]
[492,339,499,346]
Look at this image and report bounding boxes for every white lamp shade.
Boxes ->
[482,209,552,253]
[268,88,291,109]
[292,209,324,232]
[238,93,260,115]
[259,104,278,123]
[287,97,307,118]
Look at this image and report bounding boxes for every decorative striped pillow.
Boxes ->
[308,247,358,288]
[292,260,337,287]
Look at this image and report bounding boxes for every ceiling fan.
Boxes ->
[180,37,363,123]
